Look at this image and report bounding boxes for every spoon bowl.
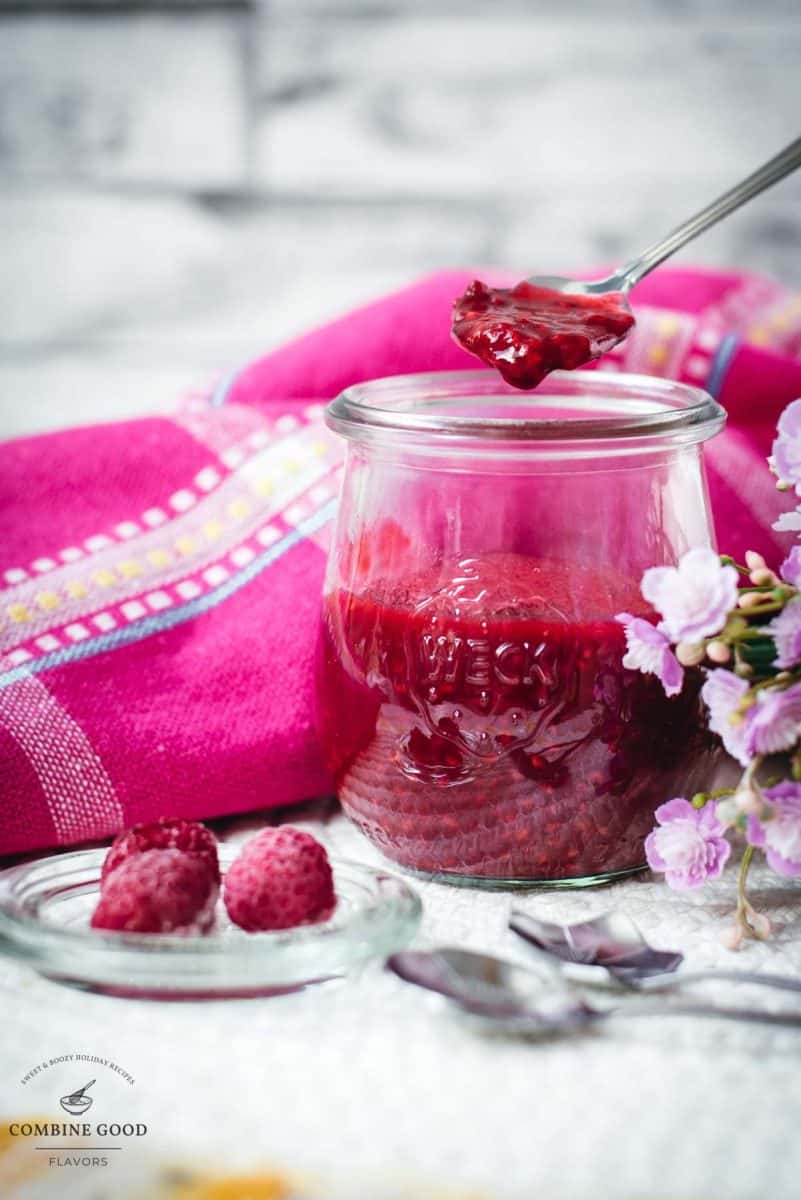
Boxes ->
[387,947,593,1037]
[524,273,630,298]
[509,908,801,997]
[509,909,683,982]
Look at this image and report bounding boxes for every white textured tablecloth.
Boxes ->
[3,801,801,1200]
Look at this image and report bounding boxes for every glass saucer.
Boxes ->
[0,847,422,999]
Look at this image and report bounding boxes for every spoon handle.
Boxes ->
[640,968,801,996]
[617,134,801,290]
[608,998,801,1029]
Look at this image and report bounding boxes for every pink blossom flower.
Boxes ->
[772,399,801,492]
[747,781,801,877]
[615,613,684,697]
[780,545,801,587]
[701,669,751,766]
[767,596,801,668]
[774,508,801,534]
[645,798,731,889]
[641,548,738,643]
[744,682,801,758]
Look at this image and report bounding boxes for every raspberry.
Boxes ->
[223,827,336,932]
[91,849,219,935]
[101,817,220,885]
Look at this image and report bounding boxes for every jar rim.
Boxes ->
[326,369,726,445]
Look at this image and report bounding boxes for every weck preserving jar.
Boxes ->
[315,370,726,886]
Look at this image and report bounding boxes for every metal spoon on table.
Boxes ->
[509,909,801,997]
[529,134,801,302]
[388,947,801,1038]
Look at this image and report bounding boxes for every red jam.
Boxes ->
[316,553,714,882]
[452,279,635,390]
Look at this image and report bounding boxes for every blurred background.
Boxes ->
[1,0,800,439]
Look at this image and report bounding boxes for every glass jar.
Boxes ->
[315,370,726,887]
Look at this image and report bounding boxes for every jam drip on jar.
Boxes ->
[452,279,635,390]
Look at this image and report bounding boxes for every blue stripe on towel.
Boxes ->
[706,334,740,400]
[209,366,240,407]
[0,498,338,693]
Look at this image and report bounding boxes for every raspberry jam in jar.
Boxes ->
[316,371,725,886]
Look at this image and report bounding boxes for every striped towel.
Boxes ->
[2,266,801,855]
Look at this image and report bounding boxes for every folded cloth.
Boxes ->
[2,266,801,856]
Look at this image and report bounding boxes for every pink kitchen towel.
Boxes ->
[2,266,801,856]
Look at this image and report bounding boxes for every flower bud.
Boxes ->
[745,551,767,570]
[738,592,765,609]
[715,797,739,825]
[745,902,771,940]
[749,568,779,587]
[675,641,706,666]
[733,786,761,815]
[706,641,731,664]
[720,923,744,951]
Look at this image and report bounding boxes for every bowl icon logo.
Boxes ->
[59,1079,95,1116]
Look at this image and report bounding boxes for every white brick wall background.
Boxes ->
[1,0,800,437]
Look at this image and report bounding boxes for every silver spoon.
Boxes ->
[509,909,801,996]
[530,134,801,301]
[388,947,801,1037]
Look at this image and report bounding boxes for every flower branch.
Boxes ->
[616,398,801,947]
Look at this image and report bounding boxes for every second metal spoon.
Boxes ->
[509,909,801,996]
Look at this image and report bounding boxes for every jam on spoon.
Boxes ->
[452,279,634,390]
[452,136,801,389]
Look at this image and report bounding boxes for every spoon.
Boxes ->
[530,134,801,300]
[388,947,801,1037]
[452,134,801,389]
[388,947,593,1036]
[509,909,801,996]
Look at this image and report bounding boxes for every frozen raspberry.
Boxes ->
[101,817,220,885]
[223,827,336,932]
[91,849,219,935]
